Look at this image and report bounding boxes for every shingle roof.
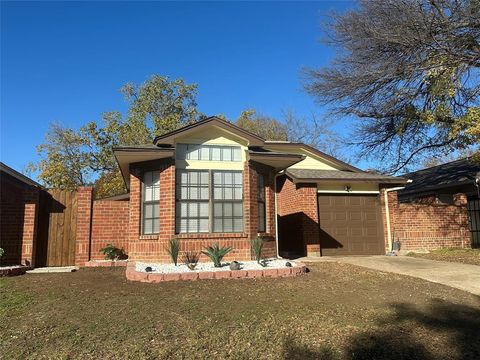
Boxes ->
[0,162,44,188]
[286,169,406,183]
[400,157,480,195]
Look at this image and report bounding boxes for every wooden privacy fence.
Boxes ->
[35,189,78,267]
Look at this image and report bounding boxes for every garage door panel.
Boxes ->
[319,194,384,256]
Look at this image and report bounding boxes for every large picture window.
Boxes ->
[257,174,266,232]
[142,170,160,234]
[213,171,243,233]
[175,170,210,233]
[176,144,242,162]
[175,170,244,233]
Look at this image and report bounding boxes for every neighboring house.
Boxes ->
[390,158,480,250]
[109,116,406,262]
[0,162,43,266]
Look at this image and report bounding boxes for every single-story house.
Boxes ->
[109,116,408,262]
[392,158,480,250]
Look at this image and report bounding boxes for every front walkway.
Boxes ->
[299,255,480,296]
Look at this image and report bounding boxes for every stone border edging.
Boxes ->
[125,261,307,282]
[0,266,30,277]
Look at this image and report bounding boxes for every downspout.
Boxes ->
[384,181,412,251]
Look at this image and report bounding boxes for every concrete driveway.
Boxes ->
[302,256,480,296]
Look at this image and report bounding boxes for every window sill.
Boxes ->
[140,234,159,240]
[257,233,275,241]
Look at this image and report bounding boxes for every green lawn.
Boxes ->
[1,262,479,360]
[407,248,480,266]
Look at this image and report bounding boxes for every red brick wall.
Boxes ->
[124,159,277,263]
[0,173,39,266]
[75,187,93,266]
[276,175,319,256]
[388,191,470,250]
[90,199,129,260]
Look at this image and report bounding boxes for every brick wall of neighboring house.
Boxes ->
[276,175,320,257]
[0,172,40,266]
[386,191,471,250]
[90,198,130,260]
[75,187,93,266]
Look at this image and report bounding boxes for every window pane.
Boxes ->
[224,172,233,184]
[189,171,198,184]
[234,172,243,185]
[224,187,233,200]
[144,203,153,218]
[214,203,223,216]
[212,147,221,160]
[188,202,198,217]
[188,145,199,160]
[200,187,209,200]
[233,203,243,217]
[145,186,153,201]
[180,186,189,200]
[214,187,223,200]
[233,148,241,161]
[188,219,198,232]
[199,219,209,232]
[200,171,209,184]
[153,220,160,234]
[180,171,188,183]
[234,188,242,200]
[190,187,198,200]
[144,219,153,234]
[224,202,233,216]
[200,146,210,160]
[222,147,232,161]
[199,202,209,216]
[213,218,223,232]
[223,218,233,232]
[233,218,243,232]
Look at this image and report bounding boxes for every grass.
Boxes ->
[1,262,479,359]
[407,248,480,266]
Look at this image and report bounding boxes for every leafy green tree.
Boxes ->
[31,75,202,197]
[305,0,480,172]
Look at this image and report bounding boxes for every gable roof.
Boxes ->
[0,162,44,188]
[264,141,361,172]
[400,157,480,195]
[153,116,265,147]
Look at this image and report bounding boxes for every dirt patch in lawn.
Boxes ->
[407,248,480,266]
[1,262,479,360]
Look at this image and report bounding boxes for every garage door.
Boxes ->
[318,194,385,256]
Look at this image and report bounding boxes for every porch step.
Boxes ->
[27,266,79,274]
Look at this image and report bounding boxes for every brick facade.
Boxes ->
[75,187,93,266]
[385,190,471,251]
[276,175,320,257]
[90,198,130,260]
[0,172,40,266]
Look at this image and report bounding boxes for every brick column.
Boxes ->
[75,187,93,266]
[21,187,40,266]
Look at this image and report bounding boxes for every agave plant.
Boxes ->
[250,237,264,263]
[202,243,233,268]
[183,251,200,270]
[166,238,181,266]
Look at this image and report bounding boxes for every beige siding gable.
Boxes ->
[264,145,342,171]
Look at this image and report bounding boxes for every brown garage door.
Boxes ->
[318,194,385,256]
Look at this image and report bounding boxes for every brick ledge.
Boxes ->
[125,261,306,282]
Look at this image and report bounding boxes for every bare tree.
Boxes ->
[305,0,480,173]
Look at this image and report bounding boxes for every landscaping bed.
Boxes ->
[407,248,480,266]
[127,259,305,282]
[84,260,128,267]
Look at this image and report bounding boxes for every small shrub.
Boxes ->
[99,244,126,260]
[251,237,264,263]
[166,238,181,266]
[202,243,233,268]
[183,251,200,270]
